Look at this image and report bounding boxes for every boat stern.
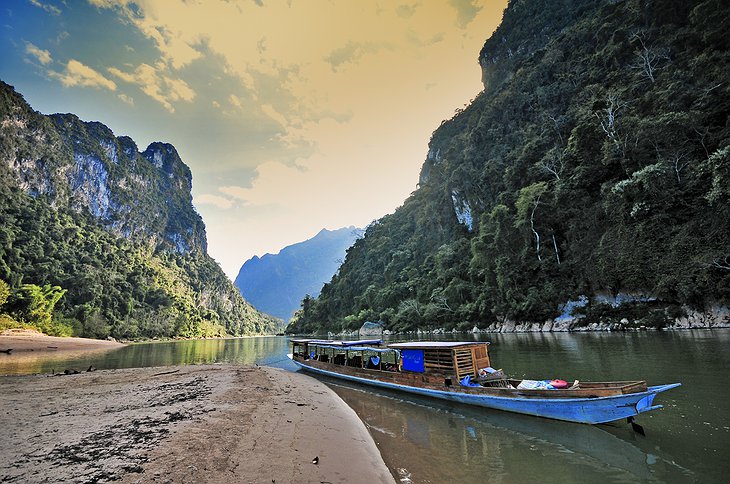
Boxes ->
[635,383,681,415]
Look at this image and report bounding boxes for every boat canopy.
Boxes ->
[312,345,395,353]
[388,341,490,349]
[290,339,383,347]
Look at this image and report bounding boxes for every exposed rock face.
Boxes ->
[0,89,206,256]
[450,189,473,231]
[48,114,206,254]
[0,81,279,338]
[69,152,113,219]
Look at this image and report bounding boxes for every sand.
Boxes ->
[0,329,126,353]
[0,364,395,484]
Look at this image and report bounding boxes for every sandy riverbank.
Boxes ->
[0,329,126,353]
[0,364,395,484]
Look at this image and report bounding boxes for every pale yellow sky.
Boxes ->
[5,0,508,278]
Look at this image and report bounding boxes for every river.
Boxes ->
[1,330,728,482]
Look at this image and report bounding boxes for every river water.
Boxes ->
[1,330,728,482]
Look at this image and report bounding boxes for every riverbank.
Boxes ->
[0,364,395,483]
[0,328,126,353]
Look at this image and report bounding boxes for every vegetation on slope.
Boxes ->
[288,0,730,334]
[0,82,281,338]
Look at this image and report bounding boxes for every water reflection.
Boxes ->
[0,336,296,376]
[326,378,696,483]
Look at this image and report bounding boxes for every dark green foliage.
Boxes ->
[0,82,282,339]
[288,0,730,334]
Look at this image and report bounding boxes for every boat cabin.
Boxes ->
[291,339,493,381]
[387,341,492,380]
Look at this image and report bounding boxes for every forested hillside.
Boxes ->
[287,0,730,334]
[0,81,281,338]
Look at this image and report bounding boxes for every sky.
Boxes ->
[1,0,507,279]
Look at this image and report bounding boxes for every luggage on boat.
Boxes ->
[516,379,555,390]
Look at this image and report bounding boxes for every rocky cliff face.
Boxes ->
[0,89,207,255]
[0,81,280,338]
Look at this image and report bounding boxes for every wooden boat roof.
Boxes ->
[387,341,489,349]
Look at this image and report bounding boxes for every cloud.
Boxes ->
[92,0,203,70]
[25,42,52,65]
[324,41,390,72]
[448,0,482,28]
[396,3,419,19]
[29,0,61,16]
[108,63,195,112]
[49,60,117,90]
[117,93,134,105]
[229,94,242,108]
[195,193,234,209]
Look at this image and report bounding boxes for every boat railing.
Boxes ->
[293,342,401,372]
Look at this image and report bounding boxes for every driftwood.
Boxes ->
[53,369,80,376]
[152,369,180,377]
[0,348,12,354]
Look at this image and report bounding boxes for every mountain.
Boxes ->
[287,0,730,334]
[235,227,361,321]
[0,81,282,338]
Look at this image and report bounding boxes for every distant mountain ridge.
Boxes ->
[235,227,361,321]
[0,81,280,338]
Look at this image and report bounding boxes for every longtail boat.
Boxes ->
[288,339,680,425]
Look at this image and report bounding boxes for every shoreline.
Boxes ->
[0,364,395,483]
[0,329,126,353]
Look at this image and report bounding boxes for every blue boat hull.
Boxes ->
[289,356,680,424]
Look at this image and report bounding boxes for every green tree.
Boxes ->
[0,279,9,307]
[12,284,70,335]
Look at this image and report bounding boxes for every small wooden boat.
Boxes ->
[288,339,680,424]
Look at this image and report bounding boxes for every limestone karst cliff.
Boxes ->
[0,81,280,338]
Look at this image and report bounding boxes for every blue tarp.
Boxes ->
[402,349,424,372]
[460,375,481,387]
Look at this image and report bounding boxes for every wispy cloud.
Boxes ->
[195,193,234,210]
[29,0,61,16]
[229,94,242,108]
[49,60,117,90]
[108,63,195,112]
[449,0,482,28]
[324,41,390,72]
[396,3,420,19]
[25,42,52,65]
[117,93,134,105]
